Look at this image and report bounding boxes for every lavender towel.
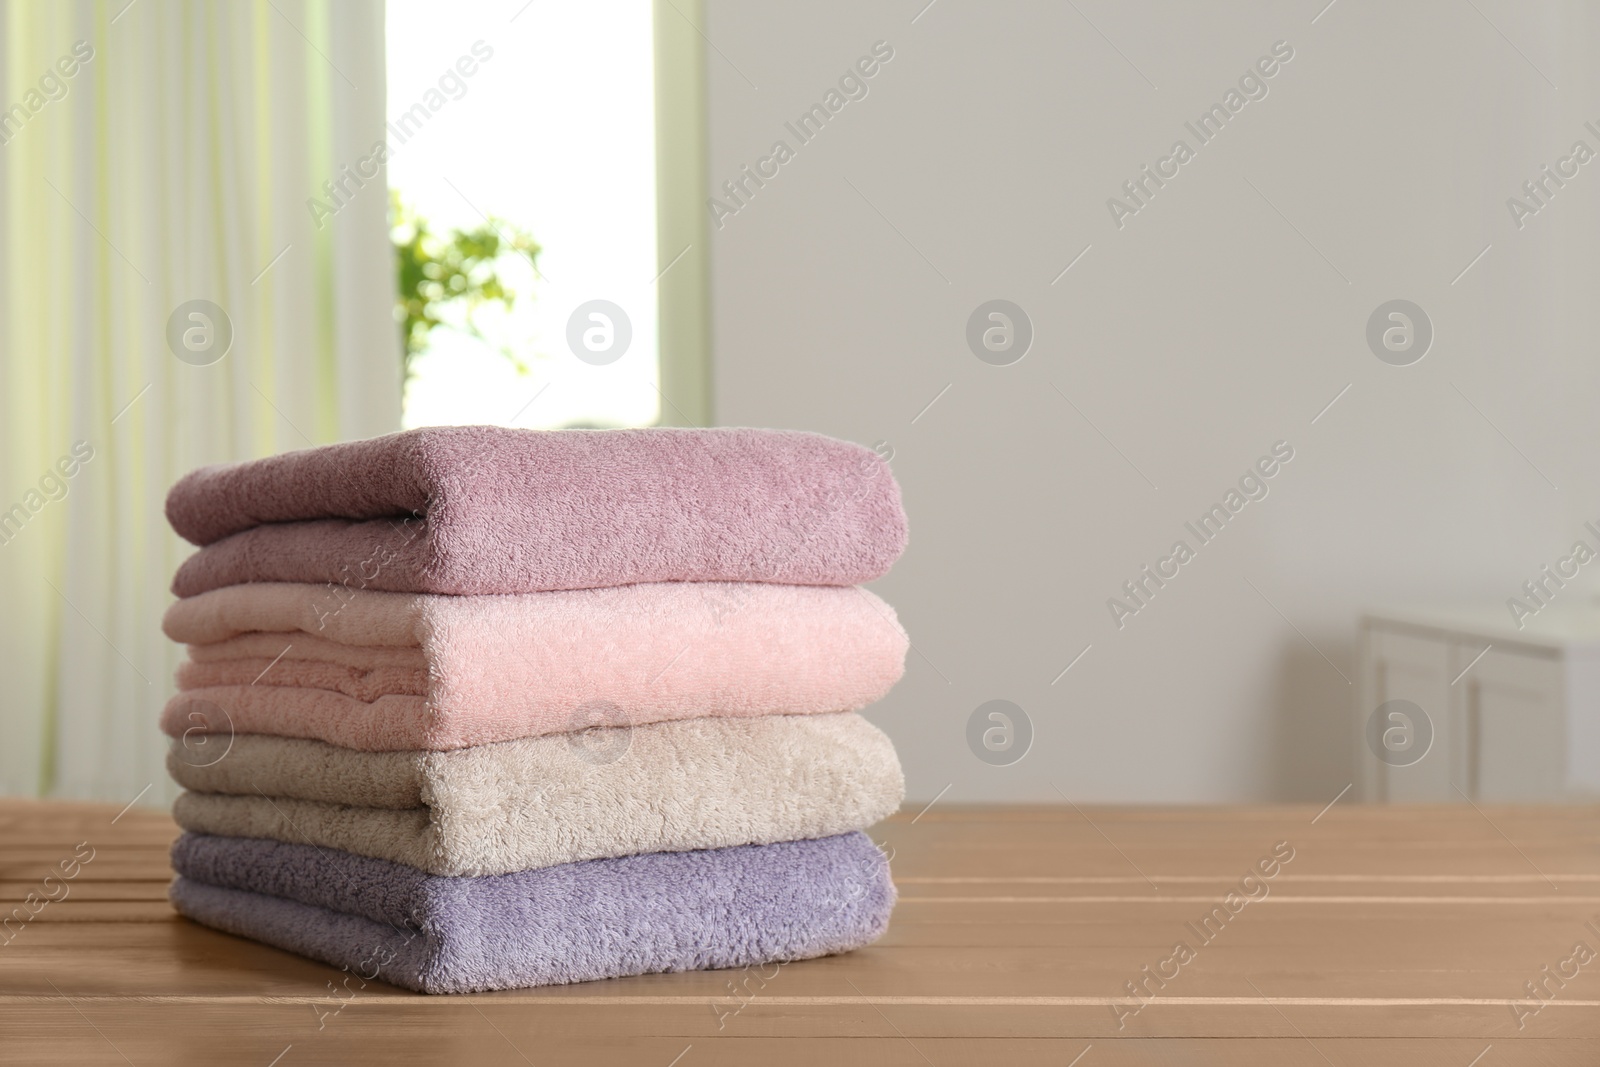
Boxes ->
[168,832,895,994]
[167,426,906,597]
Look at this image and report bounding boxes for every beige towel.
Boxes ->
[170,713,903,877]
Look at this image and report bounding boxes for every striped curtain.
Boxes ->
[0,0,399,802]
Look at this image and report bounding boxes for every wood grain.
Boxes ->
[3,798,1599,1064]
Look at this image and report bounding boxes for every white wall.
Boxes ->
[702,0,1600,802]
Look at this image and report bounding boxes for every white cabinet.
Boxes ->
[1357,605,1600,802]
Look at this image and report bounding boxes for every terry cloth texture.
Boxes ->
[166,426,907,597]
[162,581,907,751]
[168,831,895,994]
[169,713,904,876]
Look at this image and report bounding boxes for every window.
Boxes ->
[387,0,664,429]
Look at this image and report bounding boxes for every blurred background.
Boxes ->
[4,0,1599,810]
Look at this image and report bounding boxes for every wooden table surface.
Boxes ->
[2,798,1598,1065]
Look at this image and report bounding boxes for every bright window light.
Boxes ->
[386,0,660,429]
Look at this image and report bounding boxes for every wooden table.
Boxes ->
[3,799,1598,1065]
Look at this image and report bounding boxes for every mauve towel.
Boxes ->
[169,831,894,994]
[162,581,907,751]
[167,426,906,597]
[169,713,904,876]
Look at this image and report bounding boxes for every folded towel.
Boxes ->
[162,581,907,751]
[170,713,903,876]
[167,426,906,597]
[168,831,894,994]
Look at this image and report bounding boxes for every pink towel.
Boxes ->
[162,581,907,751]
[167,426,905,597]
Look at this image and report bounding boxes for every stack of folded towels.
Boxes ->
[159,426,910,993]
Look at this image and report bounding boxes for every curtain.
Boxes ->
[0,0,398,804]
